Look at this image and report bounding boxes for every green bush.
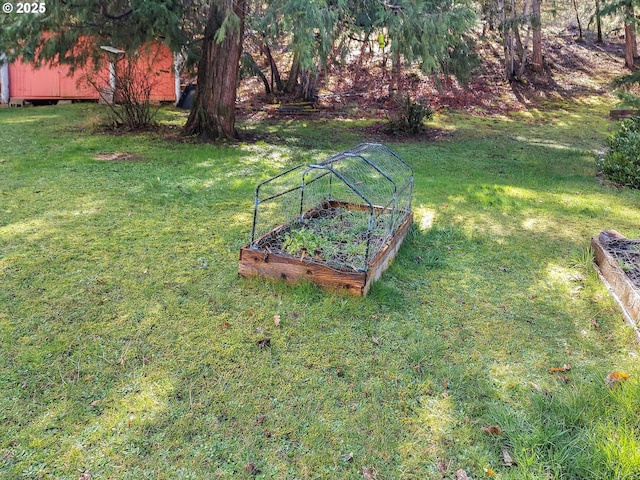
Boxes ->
[598,117,640,188]
[386,95,434,135]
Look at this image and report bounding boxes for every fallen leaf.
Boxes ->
[257,337,271,349]
[557,375,571,383]
[549,364,571,373]
[605,371,631,388]
[371,336,380,346]
[244,462,260,475]
[498,266,509,272]
[482,425,502,435]
[436,459,449,473]
[221,321,230,330]
[273,314,281,326]
[89,400,101,407]
[256,414,266,425]
[362,466,377,480]
[342,452,354,462]
[502,449,516,467]
[591,319,600,329]
[79,473,92,480]
[456,469,472,480]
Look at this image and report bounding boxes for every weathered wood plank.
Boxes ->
[239,247,367,295]
[361,212,413,296]
[610,109,640,120]
[592,232,640,344]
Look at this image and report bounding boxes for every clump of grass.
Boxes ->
[569,246,595,273]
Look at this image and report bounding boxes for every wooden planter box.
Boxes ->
[592,230,640,344]
[610,109,640,120]
[239,208,413,296]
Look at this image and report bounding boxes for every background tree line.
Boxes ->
[0,0,635,140]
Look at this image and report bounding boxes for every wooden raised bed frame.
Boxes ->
[239,202,413,296]
[592,230,640,344]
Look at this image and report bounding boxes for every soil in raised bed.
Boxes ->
[253,205,401,273]
[601,239,640,289]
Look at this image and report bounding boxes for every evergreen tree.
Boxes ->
[182,0,246,140]
[593,0,637,68]
[247,0,477,100]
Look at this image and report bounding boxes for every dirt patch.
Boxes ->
[360,123,453,142]
[93,152,144,162]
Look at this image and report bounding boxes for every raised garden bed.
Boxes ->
[238,143,414,296]
[592,230,640,343]
[239,201,413,296]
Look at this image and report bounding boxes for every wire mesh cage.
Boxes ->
[239,143,414,295]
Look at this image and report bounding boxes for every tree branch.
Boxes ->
[98,1,133,20]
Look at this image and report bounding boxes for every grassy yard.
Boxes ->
[1,98,640,479]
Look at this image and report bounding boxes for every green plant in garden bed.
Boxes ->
[282,227,329,257]
[1,101,640,479]
[280,208,389,268]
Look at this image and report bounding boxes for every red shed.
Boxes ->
[1,42,177,105]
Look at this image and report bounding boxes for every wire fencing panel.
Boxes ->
[249,144,413,273]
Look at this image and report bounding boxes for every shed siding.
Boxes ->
[5,43,176,102]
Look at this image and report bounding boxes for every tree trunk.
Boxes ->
[259,39,283,92]
[531,0,543,71]
[389,48,401,97]
[516,0,532,79]
[625,3,635,68]
[286,51,300,93]
[300,70,318,101]
[595,0,603,43]
[499,0,515,80]
[572,0,583,39]
[183,0,245,141]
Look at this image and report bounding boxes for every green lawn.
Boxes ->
[1,99,640,479]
